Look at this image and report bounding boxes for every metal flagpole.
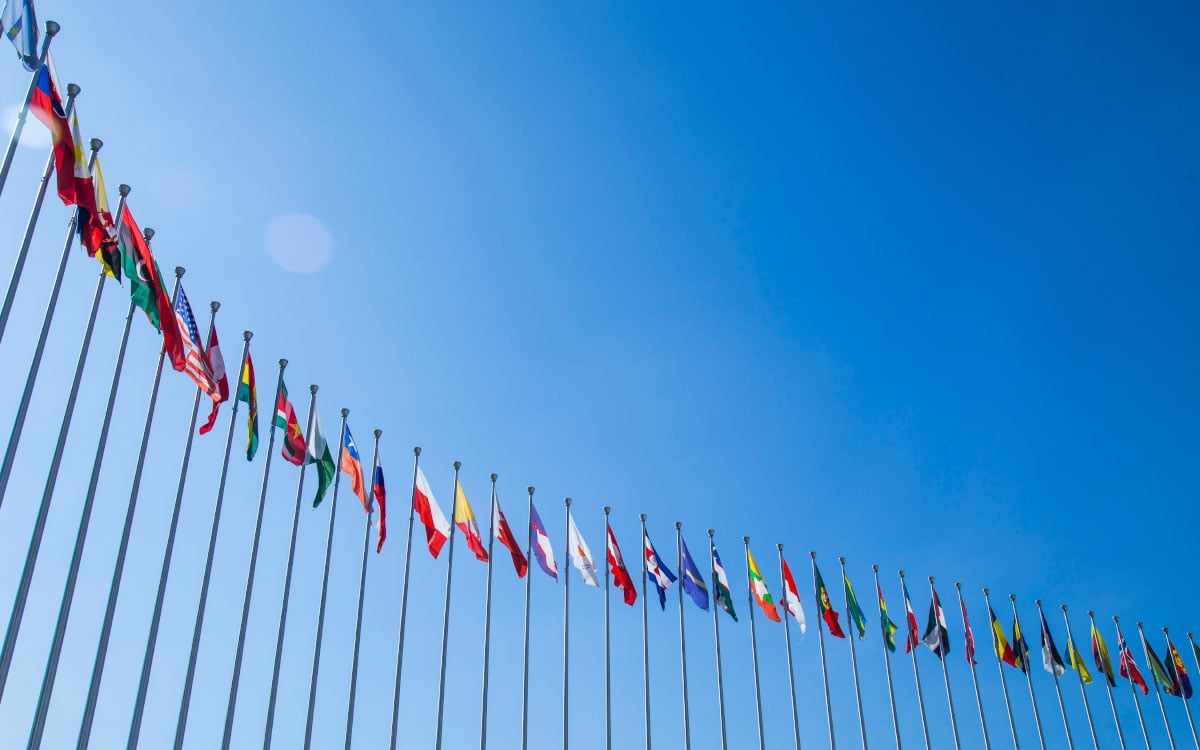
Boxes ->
[1113,617,1152,750]
[0,83,79,349]
[1137,622,1177,749]
[433,461,462,750]
[1034,600,1074,750]
[387,446,422,750]
[931,578,962,750]
[841,557,869,750]
[1060,606,1100,750]
[982,589,1019,750]
[127,299,220,749]
[640,514,651,750]
[172,331,251,749]
[780,548,804,750]
[520,486,535,750]
[872,566,900,750]
[0,20,59,200]
[262,384,320,750]
[0,136,100,512]
[563,497,572,750]
[676,522,691,750]
[221,358,287,750]
[746,537,767,750]
[900,570,930,750]
[1087,611,1126,750]
[709,530,728,750]
[604,507,613,750]
[954,583,991,750]
[1164,629,1199,747]
[301,408,350,750]
[1010,595,1048,750]
[344,429,379,750]
[814,553,836,750]
[1186,632,1200,745]
[479,474,499,750]
[75,265,184,750]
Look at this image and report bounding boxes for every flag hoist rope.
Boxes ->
[0,20,58,201]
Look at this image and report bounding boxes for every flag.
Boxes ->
[173,288,218,396]
[960,597,977,665]
[606,525,636,606]
[1118,632,1149,695]
[566,509,599,587]
[711,544,738,622]
[454,483,488,563]
[989,607,1018,668]
[814,563,845,638]
[1143,638,1177,696]
[923,587,950,659]
[747,548,780,623]
[372,454,387,553]
[413,465,451,558]
[529,503,557,580]
[1068,636,1093,684]
[274,380,306,466]
[340,425,367,509]
[65,106,96,214]
[197,325,230,435]
[901,581,922,653]
[79,156,118,280]
[118,206,185,369]
[493,493,528,577]
[843,572,866,639]
[1,0,37,70]
[29,58,74,204]
[1013,618,1031,674]
[1091,623,1116,687]
[780,555,806,634]
[878,584,899,653]
[1166,636,1192,699]
[236,353,258,460]
[643,531,676,610]
[1038,611,1065,677]
[679,537,709,611]
[1193,640,1200,669]
[305,405,336,507]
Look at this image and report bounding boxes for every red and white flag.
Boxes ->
[413,465,451,558]
[493,493,528,577]
[197,325,230,435]
[606,524,637,606]
[780,555,807,633]
[902,580,921,653]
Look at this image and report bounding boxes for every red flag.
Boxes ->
[902,581,921,653]
[1119,632,1150,695]
[606,524,637,606]
[960,595,977,665]
[197,326,230,435]
[492,495,528,578]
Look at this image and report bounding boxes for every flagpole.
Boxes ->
[872,566,900,750]
[1010,594,1048,750]
[343,429,378,750]
[0,136,101,512]
[479,474,499,750]
[1060,605,1100,750]
[127,299,220,749]
[1034,600,1074,750]
[563,497,572,750]
[387,446,422,750]
[1187,632,1200,744]
[221,358,287,750]
[900,570,931,750]
[1164,628,1198,746]
[709,530,728,750]
[1113,617,1152,750]
[1137,622,1177,749]
[676,521,692,750]
[780,548,803,750]
[929,578,963,750]
[433,461,462,750]
[600,507,611,750]
[982,589,1019,750]
[173,331,251,749]
[75,265,183,750]
[1086,611,1126,750]
[951,583,990,750]
[815,553,836,750]
[746,538,767,750]
[0,83,79,349]
[262,384,320,750]
[520,486,535,750]
[840,557,869,750]
[0,20,59,200]
[640,514,652,750]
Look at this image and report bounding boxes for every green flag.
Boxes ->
[1144,639,1178,696]
[236,353,258,460]
[844,572,867,639]
[711,544,738,622]
[878,584,899,652]
[306,405,336,507]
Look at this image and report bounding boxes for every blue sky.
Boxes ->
[0,1,1198,748]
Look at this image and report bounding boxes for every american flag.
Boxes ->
[173,287,216,395]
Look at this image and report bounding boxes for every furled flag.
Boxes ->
[529,502,557,580]
[747,547,780,623]
[340,425,367,509]
[643,531,676,610]
[1013,618,1031,674]
[1118,632,1149,695]
[923,586,950,659]
[372,452,387,553]
[1038,611,1065,677]
[1091,623,1116,687]
[813,563,845,638]
[960,596,977,665]
[1165,636,1192,699]
[454,482,489,563]
[29,58,74,204]
[901,580,921,653]
[878,584,899,653]
[306,405,336,507]
[79,156,118,280]
[1143,638,1178,696]
[1067,635,1093,684]
[780,555,806,634]
[118,206,184,369]
[493,493,528,577]
[566,509,599,587]
[64,106,96,213]
[1193,640,1200,668]
[274,380,306,466]
[413,465,451,558]
[197,325,229,435]
[989,607,1018,668]
[606,525,636,606]
[843,571,866,639]
[679,537,709,611]
[1,0,37,70]
[173,288,218,395]
[236,354,258,460]
[711,543,738,622]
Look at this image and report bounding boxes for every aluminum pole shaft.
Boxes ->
[710,531,728,750]
[604,507,613,750]
[676,522,691,750]
[343,429,380,750]
[1034,600,1074,750]
[900,572,930,750]
[433,462,462,750]
[1011,596,1047,750]
[1087,611,1126,750]
[479,475,499,750]
[519,486,535,750]
[873,566,900,750]
[640,514,651,750]
[1113,617,1151,750]
[815,554,836,750]
[1060,606,1099,750]
[0,21,58,200]
[747,538,767,750]
[843,558,869,750]
[956,583,991,750]
[387,447,422,750]
[982,589,1020,750]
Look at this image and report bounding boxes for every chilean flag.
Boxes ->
[529,503,557,580]
[373,458,387,553]
[340,425,367,509]
[29,57,76,206]
[606,524,637,606]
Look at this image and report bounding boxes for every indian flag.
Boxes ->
[747,547,780,622]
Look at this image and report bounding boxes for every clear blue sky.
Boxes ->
[0,1,1197,748]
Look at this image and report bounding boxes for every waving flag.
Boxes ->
[989,607,1018,668]
[274,380,306,466]
[29,58,75,204]
[454,483,488,563]
[644,531,676,610]
[878,584,898,652]
[1143,637,1177,696]
[65,106,95,212]
[923,586,950,658]
[606,525,636,606]
[566,509,599,587]
[236,353,258,460]
[529,503,557,580]
[1013,618,1031,674]
[1166,636,1193,699]
[901,581,921,653]
[780,555,806,633]
[2,0,38,70]
[1038,611,1065,677]
[1091,623,1116,687]
[413,465,451,558]
[197,325,229,435]
[679,537,709,611]
[340,425,367,509]
[372,453,387,552]
[843,571,866,638]
[1119,632,1149,695]
[960,596,977,665]
[493,493,528,577]
[814,563,844,638]
[173,287,217,393]
[80,156,118,280]
[305,405,336,507]
[711,544,738,621]
[1068,636,1093,684]
[747,547,780,622]
[118,206,184,369]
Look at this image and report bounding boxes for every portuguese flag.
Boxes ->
[237,353,258,460]
[275,381,306,466]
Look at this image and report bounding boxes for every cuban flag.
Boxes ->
[643,531,676,610]
[372,453,387,553]
[529,502,557,580]
[2,0,38,71]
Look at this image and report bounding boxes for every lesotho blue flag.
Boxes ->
[679,537,709,611]
[2,0,38,71]
[643,531,676,610]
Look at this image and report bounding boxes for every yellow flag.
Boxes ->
[1069,637,1094,683]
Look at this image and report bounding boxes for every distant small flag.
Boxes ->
[413,465,451,558]
[65,106,95,214]
[1038,611,1065,677]
[780,555,806,634]
[1068,635,1093,684]
[274,381,306,466]
[197,325,229,435]
[305,405,336,508]
[814,563,845,638]
[529,503,557,580]
[493,493,528,578]
[878,584,899,653]
[1,0,38,70]
[80,156,119,281]
[1165,636,1192,699]
[960,596,977,665]
[711,543,737,622]
[235,353,258,460]
[118,206,185,369]
[901,581,921,653]
[173,287,218,394]
[1118,632,1149,695]
[372,454,387,553]
[843,571,866,639]
[989,607,1018,668]
[679,537,709,611]
[340,425,367,509]
[606,525,637,606]
[643,531,676,610]
[29,58,74,204]
[566,509,599,587]
[923,586,950,659]
[747,547,780,623]
[1013,618,1031,674]
[1143,637,1177,696]
[1090,623,1116,687]
[454,483,488,563]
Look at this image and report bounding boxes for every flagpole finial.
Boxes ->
[89,138,102,153]
[144,228,154,241]
[527,486,534,496]
[1009,594,1016,602]
[1188,632,1193,639]
[309,384,318,394]
[491,473,498,482]
[674,521,680,530]
[279,358,287,368]
[1162,626,1169,634]
[67,83,80,97]
[743,536,750,544]
[781,544,787,552]
[119,184,131,197]
[1136,621,1144,629]
[1087,610,1094,617]
[340,408,349,417]
[46,20,61,36]
[707,529,714,537]
[565,497,572,507]
[983,587,989,595]
[871,563,877,571]
[929,576,935,584]
[639,513,646,521]
[838,556,846,564]
[954,581,962,590]
[603,506,610,515]
[243,331,252,341]
[413,446,421,456]
[809,551,816,559]
[1035,599,1042,606]
[898,569,905,577]
[1061,604,1067,612]
[210,301,220,313]
[175,266,184,278]
[1112,615,1120,623]
[374,429,382,438]
[453,461,461,471]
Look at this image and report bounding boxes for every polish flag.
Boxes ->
[413,465,451,558]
